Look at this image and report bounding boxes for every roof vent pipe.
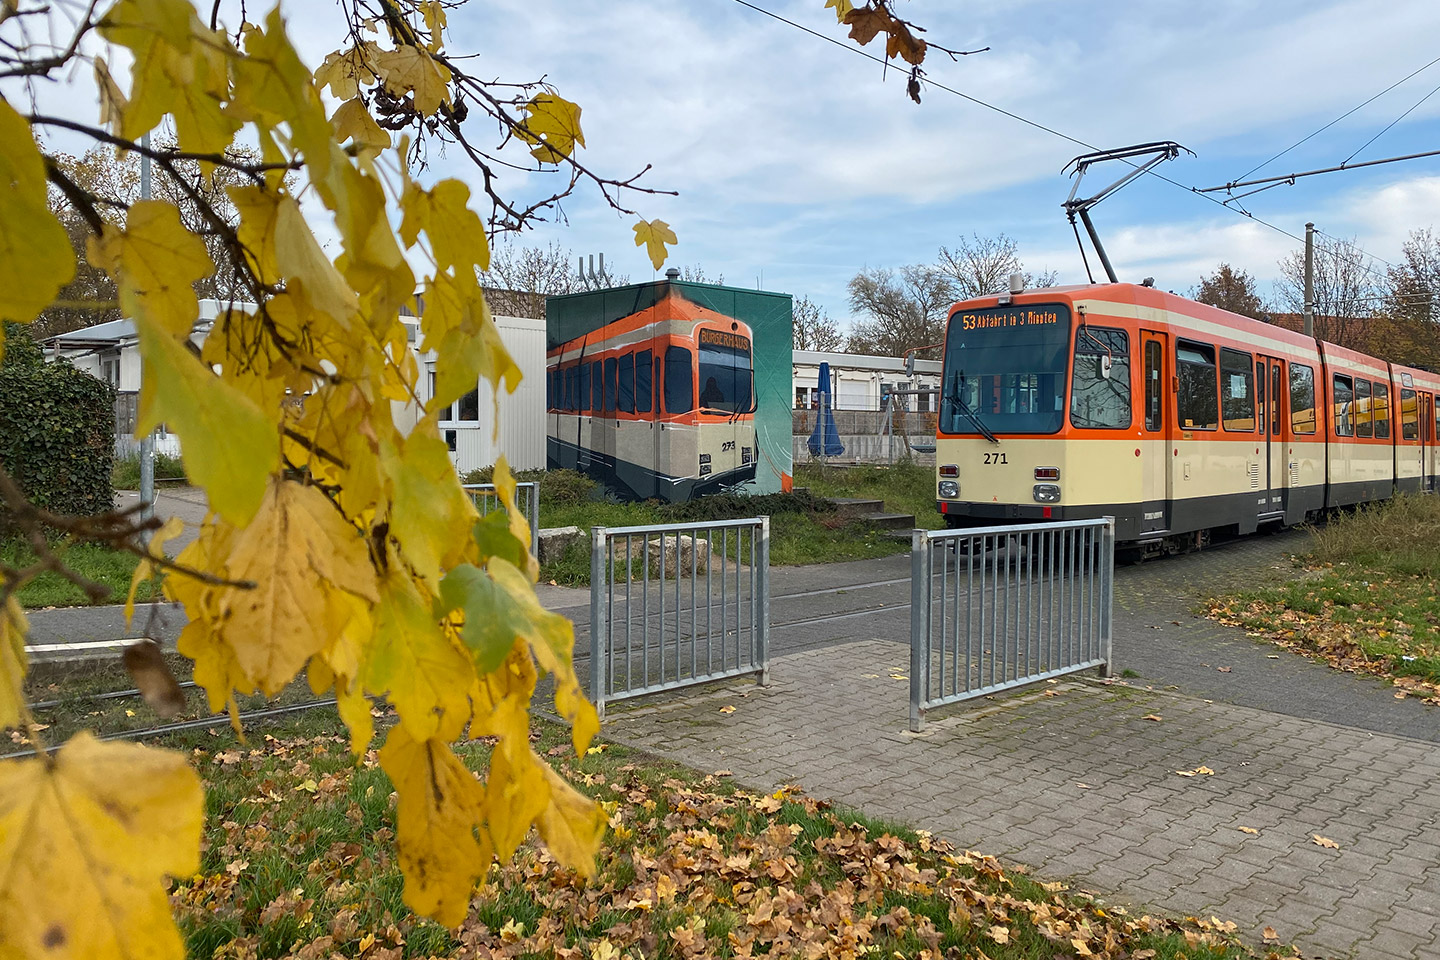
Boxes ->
[665,267,680,279]
[1008,272,1025,295]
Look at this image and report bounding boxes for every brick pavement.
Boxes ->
[605,639,1440,960]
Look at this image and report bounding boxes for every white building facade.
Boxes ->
[46,302,548,473]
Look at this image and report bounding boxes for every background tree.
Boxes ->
[845,264,953,357]
[678,263,725,284]
[1275,235,1381,349]
[1193,263,1266,320]
[1371,228,1440,367]
[479,241,628,319]
[936,232,1057,299]
[34,144,265,340]
[793,295,845,352]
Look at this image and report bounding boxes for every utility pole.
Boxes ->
[139,132,155,535]
[1303,222,1315,338]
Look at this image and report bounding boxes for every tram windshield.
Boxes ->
[940,304,1071,435]
[697,329,755,414]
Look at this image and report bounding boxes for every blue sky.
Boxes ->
[417,0,1440,330]
[18,0,1440,333]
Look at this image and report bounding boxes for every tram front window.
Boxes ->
[940,304,1070,435]
[697,330,754,414]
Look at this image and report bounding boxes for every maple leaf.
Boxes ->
[0,733,203,960]
[633,218,678,270]
[844,5,892,46]
[1311,834,1340,849]
[379,726,490,927]
[89,200,214,339]
[517,92,585,163]
[824,0,855,22]
[0,99,75,336]
[375,44,452,117]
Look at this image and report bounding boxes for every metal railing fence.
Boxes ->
[462,482,540,558]
[909,518,1114,731]
[589,517,770,719]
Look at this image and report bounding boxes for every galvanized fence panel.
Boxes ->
[463,482,540,557]
[589,517,770,719]
[909,518,1114,731]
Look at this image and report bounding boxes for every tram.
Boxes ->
[933,281,1440,554]
[546,293,758,502]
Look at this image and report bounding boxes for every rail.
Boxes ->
[462,481,540,558]
[589,517,770,719]
[909,518,1114,730]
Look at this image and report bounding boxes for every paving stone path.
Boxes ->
[605,640,1440,960]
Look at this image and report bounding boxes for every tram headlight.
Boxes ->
[938,480,959,499]
[1033,483,1061,503]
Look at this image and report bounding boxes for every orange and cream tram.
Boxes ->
[934,282,1440,555]
[546,294,758,502]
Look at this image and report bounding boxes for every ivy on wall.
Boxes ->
[0,322,116,531]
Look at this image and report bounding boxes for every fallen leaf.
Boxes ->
[1075,782,1092,789]
[1262,926,1279,942]
[889,674,908,681]
[714,769,733,777]
[1142,714,1163,722]
[986,925,1010,945]
[122,638,186,718]
[1217,666,1232,673]
[1237,826,1259,835]
[719,705,736,714]
[1312,835,1340,849]
[1267,654,1280,659]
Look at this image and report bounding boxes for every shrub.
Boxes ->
[112,451,187,490]
[0,322,115,532]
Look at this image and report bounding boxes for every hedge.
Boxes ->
[0,322,116,532]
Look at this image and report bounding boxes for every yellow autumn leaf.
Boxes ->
[133,319,277,525]
[363,565,475,743]
[219,479,378,695]
[124,514,184,625]
[633,218,677,270]
[536,763,607,875]
[374,44,451,117]
[825,0,855,21]
[231,11,334,188]
[381,424,477,587]
[89,200,214,339]
[399,177,490,274]
[314,45,378,101]
[517,92,585,163]
[273,193,360,325]
[485,740,550,860]
[332,97,391,150]
[0,99,75,328]
[379,726,490,927]
[0,597,27,730]
[0,732,203,960]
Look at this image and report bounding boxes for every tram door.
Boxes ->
[1424,394,1438,492]
[1258,357,1287,518]
[1140,331,1170,535]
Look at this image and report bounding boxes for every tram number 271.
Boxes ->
[982,453,1008,465]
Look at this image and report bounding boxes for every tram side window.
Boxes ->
[603,357,618,413]
[1070,327,1130,429]
[1144,340,1162,431]
[579,362,591,413]
[1290,364,1316,434]
[1176,341,1219,431]
[664,346,693,414]
[1354,379,1373,438]
[1374,383,1390,438]
[618,353,635,414]
[1332,375,1354,437]
[635,349,652,413]
[1220,348,1255,432]
[1402,387,1419,439]
[591,360,603,413]
[565,365,577,412]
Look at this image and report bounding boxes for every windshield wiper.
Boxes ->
[947,372,1000,445]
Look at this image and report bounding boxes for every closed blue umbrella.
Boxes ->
[807,361,844,457]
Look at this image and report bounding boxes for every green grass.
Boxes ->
[74,705,1258,960]
[1207,494,1440,693]
[1,538,157,608]
[519,465,943,586]
[113,451,188,489]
